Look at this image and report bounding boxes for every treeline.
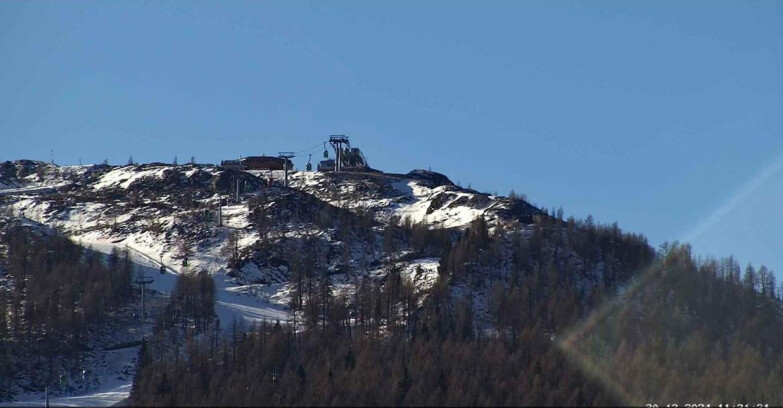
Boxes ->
[0,221,134,397]
[131,271,219,405]
[130,213,656,406]
[154,270,216,334]
[130,289,611,406]
[142,270,217,373]
[569,243,783,405]
[130,208,783,406]
[286,239,420,338]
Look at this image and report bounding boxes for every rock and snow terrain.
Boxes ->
[1,160,540,296]
[0,159,544,406]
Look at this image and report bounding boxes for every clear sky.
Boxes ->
[2,1,782,275]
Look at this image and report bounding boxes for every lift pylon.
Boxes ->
[278,152,295,187]
[328,135,350,172]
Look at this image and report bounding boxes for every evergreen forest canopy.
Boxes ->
[129,210,783,407]
[0,219,135,398]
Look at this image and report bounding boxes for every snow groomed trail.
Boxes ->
[2,236,290,407]
[1,383,132,407]
[78,237,292,329]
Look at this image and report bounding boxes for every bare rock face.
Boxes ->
[405,169,454,188]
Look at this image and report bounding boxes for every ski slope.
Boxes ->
[78,236,292,330]
[2,235,291,407]
[1,382,132,407]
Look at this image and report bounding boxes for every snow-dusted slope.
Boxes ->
[0,161,545,319]
[0,217,294,407]
[1,161,541,294]
[0,160,547,406]
[288,169,541,230]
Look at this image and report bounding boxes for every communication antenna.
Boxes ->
[278,152,295,187]
[50,150,54,165]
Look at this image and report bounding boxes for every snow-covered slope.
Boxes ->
[288,169,541,228]
[0,159,548,406]
[0,160,543,321]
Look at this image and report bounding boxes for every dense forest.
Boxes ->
[5,199,780,406]
[0,219,135,398]
[567,243,783,405]
[130,206,783,406]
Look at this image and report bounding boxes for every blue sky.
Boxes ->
[2,1,782,275]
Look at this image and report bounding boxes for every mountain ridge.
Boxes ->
[0,159,546,323]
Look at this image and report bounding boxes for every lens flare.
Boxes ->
[557,259,664,405]
[558,148,783,404]
[682,148,783,245]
